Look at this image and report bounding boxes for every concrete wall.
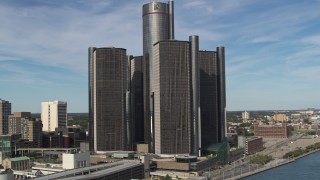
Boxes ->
[63,152,90,169]
[156,161,190,171]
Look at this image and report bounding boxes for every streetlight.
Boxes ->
[222,171,225,180]
[232,161,235,178]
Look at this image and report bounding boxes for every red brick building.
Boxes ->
[246,137,263,155]
[254,124,292,138]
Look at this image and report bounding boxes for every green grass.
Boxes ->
[250,154,273,165]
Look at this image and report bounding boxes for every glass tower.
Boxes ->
[142,1,174,152]
[88,47,128,151]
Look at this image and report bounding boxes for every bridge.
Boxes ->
[17,148,79,156]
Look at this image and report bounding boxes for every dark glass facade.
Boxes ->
[57,103,67,128]
[153,40,192,154]
[88,47,128,151]
[0,135,11,157]
[130,56,144,144]
[190,35,200,156]
[217,47,226,142]
[199,48,226,151]
[199,51,219,149]
[0,99,11,135]
[142,1,173,152]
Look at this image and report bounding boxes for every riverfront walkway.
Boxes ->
[206,135,320,180]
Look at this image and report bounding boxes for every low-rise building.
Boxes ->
[273,114,288,122]
[254,124,292,138]
[33,161,145,180]
[55,126,86,148]
[0,135,12,158]
[238,136,263,155]
[111,151,135,159]
[0,134,32,158]
[135,144,149,153]
[226,133,238,148]
[42,132,63,148]
[2,157,30,171]
[62,152,90,170]
[245,137,263,155]
[229,148,245,162]
[155,155,198,171]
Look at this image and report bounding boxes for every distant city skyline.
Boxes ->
[1,0,320,112]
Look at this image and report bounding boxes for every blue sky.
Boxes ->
[0,0,319,113]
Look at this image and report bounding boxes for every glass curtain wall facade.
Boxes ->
[199,51,219,149]
[130,56,144,145]
[0,99,11,135]
[153,40,192,154]
[142,1,173,152]
[88,47,128,152]
[217,47,226,143]
[190,35,201,156]
[0,135,11,158]
[199,48,226,150]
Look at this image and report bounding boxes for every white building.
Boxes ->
[41,101,67,132]
[242,111,250,121]
[311,115,320,120]
[62,152,90,170]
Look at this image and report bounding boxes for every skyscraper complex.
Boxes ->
[41,101,67,132]
[89,1,226,156]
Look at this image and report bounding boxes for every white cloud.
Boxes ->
[0,55,21,61]
[286,48,320,65]
[301,35,320,45]
[0,1,142,73]
[289,66,320,81]
[251,37,278,43]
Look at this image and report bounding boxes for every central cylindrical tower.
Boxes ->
[143,2,170,86]
[142,1,173,153]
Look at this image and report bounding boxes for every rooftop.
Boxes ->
[34,161,142,180]
[7,157,30,161]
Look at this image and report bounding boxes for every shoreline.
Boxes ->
[230,149,320,179]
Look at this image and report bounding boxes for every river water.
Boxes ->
[244,151,320,180]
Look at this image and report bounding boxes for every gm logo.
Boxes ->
[154,4,160,11]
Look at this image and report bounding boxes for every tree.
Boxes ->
[160,175,172,180]
[303,119,312,124]
[250,154,273,165]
